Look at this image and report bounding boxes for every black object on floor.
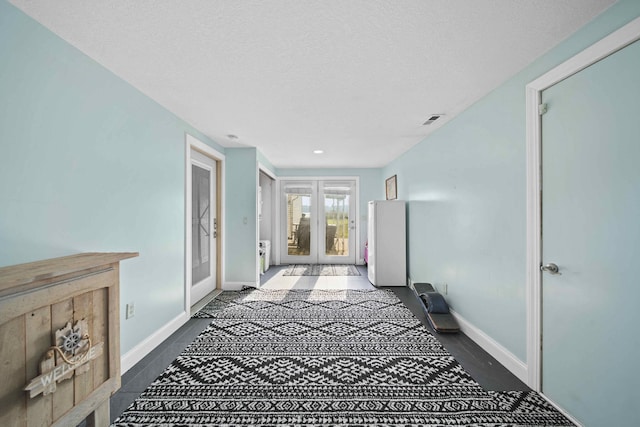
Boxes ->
[414,282,460,333]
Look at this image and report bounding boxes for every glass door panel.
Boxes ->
[287,193,311,256]
[192,164,211,284]
[319,181,355,264]
[281,181,317,264]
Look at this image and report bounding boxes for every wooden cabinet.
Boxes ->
[0,252,137,427]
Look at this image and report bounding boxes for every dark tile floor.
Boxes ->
[109,265,528,423]
[391,285,529,391]
[109,317,213,423]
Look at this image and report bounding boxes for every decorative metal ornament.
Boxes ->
[61,329,83,353]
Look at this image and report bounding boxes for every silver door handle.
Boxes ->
[541,263,560,275]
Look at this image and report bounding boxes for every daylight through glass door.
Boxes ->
[280,179,356,265]
[322,183,351,257]
[285,182,314,257]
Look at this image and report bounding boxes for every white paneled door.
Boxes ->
[540,39,640,425]
[281,179,356,265]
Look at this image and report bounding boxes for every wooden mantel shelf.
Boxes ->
[0,252,138,298]
[0,252,138,427]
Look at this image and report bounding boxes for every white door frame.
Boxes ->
[257,163,277,284]
[275,176,359,265]
[185,133,225,310]
[525,16,640,391]
[190,155,216,302]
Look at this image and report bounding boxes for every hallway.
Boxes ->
[110,265,528,423]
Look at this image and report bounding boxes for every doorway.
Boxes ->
[526,18,640,426]
[186,134,224,308]
[259,168,276,276]
[280,179,357,265]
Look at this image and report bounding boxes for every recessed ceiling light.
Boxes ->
[313,150,324,154]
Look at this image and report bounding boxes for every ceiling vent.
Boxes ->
[422,114,443,125]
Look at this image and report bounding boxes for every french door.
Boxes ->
[280,179,356,264]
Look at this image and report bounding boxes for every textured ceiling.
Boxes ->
[10,0,615,168]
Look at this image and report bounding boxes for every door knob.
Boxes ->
[541,263,560,275]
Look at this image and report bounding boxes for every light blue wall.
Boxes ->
[257,149,276,176]
[4,0,639,393]
[0,2,225,355]
[383,0,640,362]
[225,148,258,284]
[276,168,382,261]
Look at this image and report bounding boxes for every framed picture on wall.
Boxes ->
[385,175,397,200]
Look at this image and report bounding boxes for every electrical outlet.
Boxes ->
[126,302,135,319]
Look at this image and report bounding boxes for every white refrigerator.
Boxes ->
[367,200,406,287]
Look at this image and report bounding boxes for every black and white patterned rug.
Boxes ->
[113,289,574,426]
[282,264,361,276]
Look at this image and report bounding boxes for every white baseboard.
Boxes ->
[223,281,258,290]
[450,309,528,384]
[121,311,189,374]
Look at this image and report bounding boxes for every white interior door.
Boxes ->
[540,39,640,425]
[280,179,356,264]
[191,150,217,304]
